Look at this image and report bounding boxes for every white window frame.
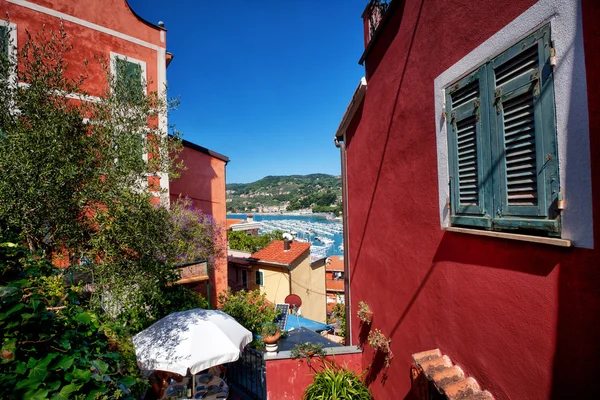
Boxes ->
[434,0,593,248]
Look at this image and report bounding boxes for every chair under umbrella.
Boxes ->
[133,308,252,376]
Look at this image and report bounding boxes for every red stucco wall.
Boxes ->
[169,146,228,307]
[346,1,600,399]
[265,353,363,400]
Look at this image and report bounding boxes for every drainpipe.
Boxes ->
[334,135,352,344]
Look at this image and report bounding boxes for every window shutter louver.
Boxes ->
[488,24,559,233]
[446,68,492,229]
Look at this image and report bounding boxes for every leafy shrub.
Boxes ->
[217,289,277,333]
[262,322,280,337]
[303,362,372,400]
[0,241,144,399]
[227,230,283,253]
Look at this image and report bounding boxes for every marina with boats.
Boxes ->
[227,214,344,260]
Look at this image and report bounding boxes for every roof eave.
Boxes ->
[335,77,367,141]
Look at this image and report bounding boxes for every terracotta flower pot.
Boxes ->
[262,330,280,344]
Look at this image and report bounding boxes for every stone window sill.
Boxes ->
[443,227,572,247]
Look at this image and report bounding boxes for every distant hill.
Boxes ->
[226,174,342,214]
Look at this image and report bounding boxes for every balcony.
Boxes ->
[362,0,390,48]
[326,278,345,292]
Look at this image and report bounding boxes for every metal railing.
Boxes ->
[227,347,267,400]
[367,0,390,41]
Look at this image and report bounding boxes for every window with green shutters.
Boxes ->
[255,270,264,286]
[446,24,560,236]
[0,25,10,78]
[115,58,144,103]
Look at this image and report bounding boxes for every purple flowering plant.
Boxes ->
[165,197,225,269]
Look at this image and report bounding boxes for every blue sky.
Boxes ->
[128,0,367,183]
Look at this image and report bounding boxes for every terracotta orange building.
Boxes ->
[325,255,345,314]
[169,138,230,307]
[1,0,172,195]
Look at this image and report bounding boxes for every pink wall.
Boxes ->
[265,353,363,400]
[345,1,600,399]
[169,144,228,306]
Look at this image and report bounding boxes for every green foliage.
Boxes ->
[0,21,219,398]
[303,361,372,400]
[312,205,342,216]
[217,289,278,333]
[0,22,182,257]
[227,230,283,253]
[0,240,144,399]
[261,322,280,337]
[290,342,325,360]
[226,174,341,213]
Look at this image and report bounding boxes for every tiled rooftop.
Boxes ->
[326,255,344,272]
[250,240,310,266]
[226,219,245,229]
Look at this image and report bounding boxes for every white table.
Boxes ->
[162,374,228,400]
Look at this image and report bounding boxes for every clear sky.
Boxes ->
[128,0,367,184]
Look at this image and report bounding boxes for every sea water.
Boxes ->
[227,214,343,257]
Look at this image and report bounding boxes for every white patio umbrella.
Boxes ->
[132,308,252,376]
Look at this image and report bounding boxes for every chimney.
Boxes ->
[283,238,291,251]
[246,214,254,223]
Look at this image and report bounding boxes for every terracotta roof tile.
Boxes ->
[326,255,344,272]
[226,219,244,229]
[411,349,494,400]
[250,240,311,265]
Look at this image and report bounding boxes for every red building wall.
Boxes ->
[345,1,600,399]
[169,141,229,307]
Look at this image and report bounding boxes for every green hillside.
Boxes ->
[226,174,342,213]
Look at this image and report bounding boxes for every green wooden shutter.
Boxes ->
[0,26,9,78]
[488,24,559,234]
[255,270,263,286]
[116,58,143,103]
[446,67,492,229]
[0,26,8,55]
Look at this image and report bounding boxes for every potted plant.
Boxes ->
[357,301,373,324]
[262,322,281,353]
[303,361,372,400]
[367,328,393,367]
[290,342,325,361]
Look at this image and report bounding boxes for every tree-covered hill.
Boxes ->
[226,174,342,213]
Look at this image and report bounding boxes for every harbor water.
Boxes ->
[227,213,343,258]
